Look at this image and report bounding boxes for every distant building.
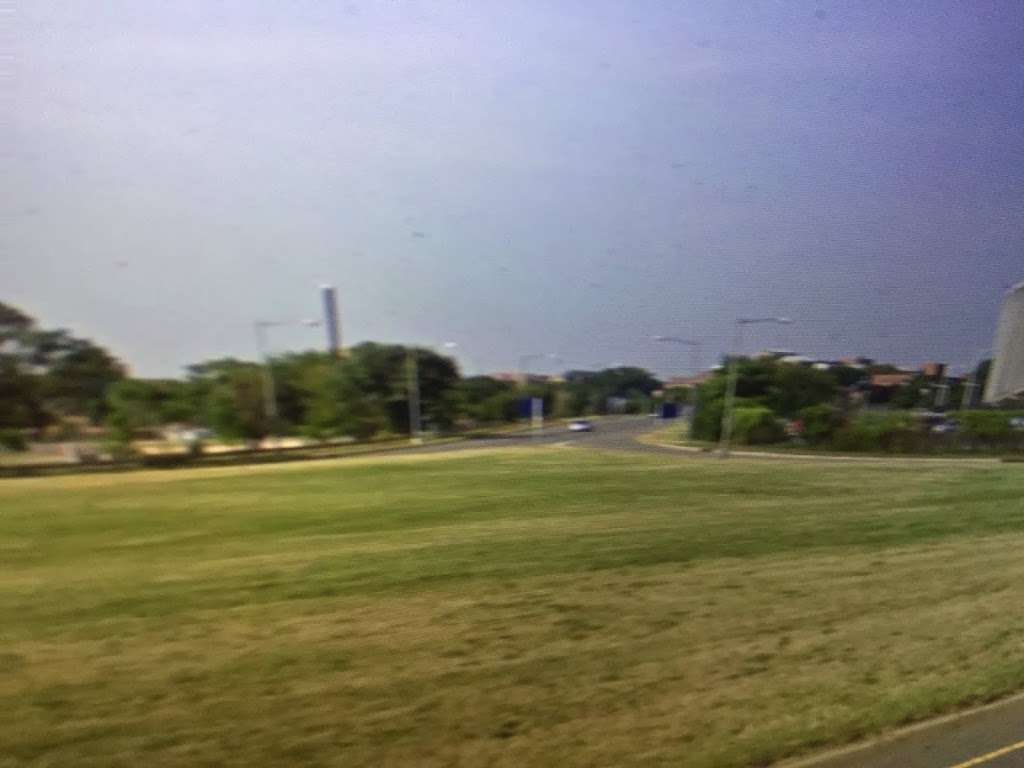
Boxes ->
[491,372,550,386]
[921,362,946,380]
[870,372,915,388]
[839,356,873,369]
[984,281,1024,404]
[756,349,797,360]
[869,371,916,404]
[664,371,715,389]
[778,354,811,365]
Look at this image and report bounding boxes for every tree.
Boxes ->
[0,303,126,427]
[295,356,386,440]
[0,303,46,429]
[562,367,662,415]
[766,363,837,417]
[690,358,837,440]
[39,334,126,423]
[105,378,200,434]
[459,376,510,403]
[188,360,270,440]
[829,365,867,388]
[891,376,929,409]
[344,343,460,434]
[105,379,161,444]
[0,355,46,429]
[0,302,34,350]
[458,376,516,422]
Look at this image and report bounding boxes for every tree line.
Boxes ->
[687,355,1018,452]
[5,300,1008,455]
[0,302,662,448]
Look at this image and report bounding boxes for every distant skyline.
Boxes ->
[6,1,1023,378]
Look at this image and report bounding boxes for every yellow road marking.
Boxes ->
[947,739,1024,768]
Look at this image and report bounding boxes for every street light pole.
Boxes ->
[406,349,422,444]
[254,321,278,423]
[718,317,793,458]
[253,318,321,433]
[405,341,459,445]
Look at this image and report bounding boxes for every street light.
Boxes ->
[407,340,461,444]
[719,317,794,458]
[253,318,321,427]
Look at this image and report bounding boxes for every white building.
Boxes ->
[983,281,1024,404]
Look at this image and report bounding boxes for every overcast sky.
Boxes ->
[6,0,1024,378]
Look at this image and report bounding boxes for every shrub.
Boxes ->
[0,429,27,452]
[690,397,724,441]
[831,412,924,453]
[798,404,845,445]
[957,411,1012,442]
[732,406,786,445]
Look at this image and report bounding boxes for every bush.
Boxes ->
[690,397,724,441]
[798,404,845,445]
[102,439,136,461]
[691,393,762,442]
[957,411,1012,442]
[830,412,924,453]
[0,429,27,452]
[732,406,786,445]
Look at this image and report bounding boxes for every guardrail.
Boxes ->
[0,417,620,479]
[0,435,436,479]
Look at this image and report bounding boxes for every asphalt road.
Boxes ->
[349,415,673,460]
[446,415,681,455]
[784,695,1024,768]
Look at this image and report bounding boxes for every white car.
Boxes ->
[568,420,594,432]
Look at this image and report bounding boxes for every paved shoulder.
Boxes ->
[781,693,1024,768]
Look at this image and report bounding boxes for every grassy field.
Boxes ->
[3,447,1024,767]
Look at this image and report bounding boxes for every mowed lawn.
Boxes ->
[3,448,1024,768]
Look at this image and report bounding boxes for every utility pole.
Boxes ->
[406,349,422,444]
[254,321,278,425]
[718,317,793,458]
[253,318,321,434]
[718,325,743,458]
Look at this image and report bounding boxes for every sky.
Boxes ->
[5,0,1024,378]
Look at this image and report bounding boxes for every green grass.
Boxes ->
[3,447,1024,767]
